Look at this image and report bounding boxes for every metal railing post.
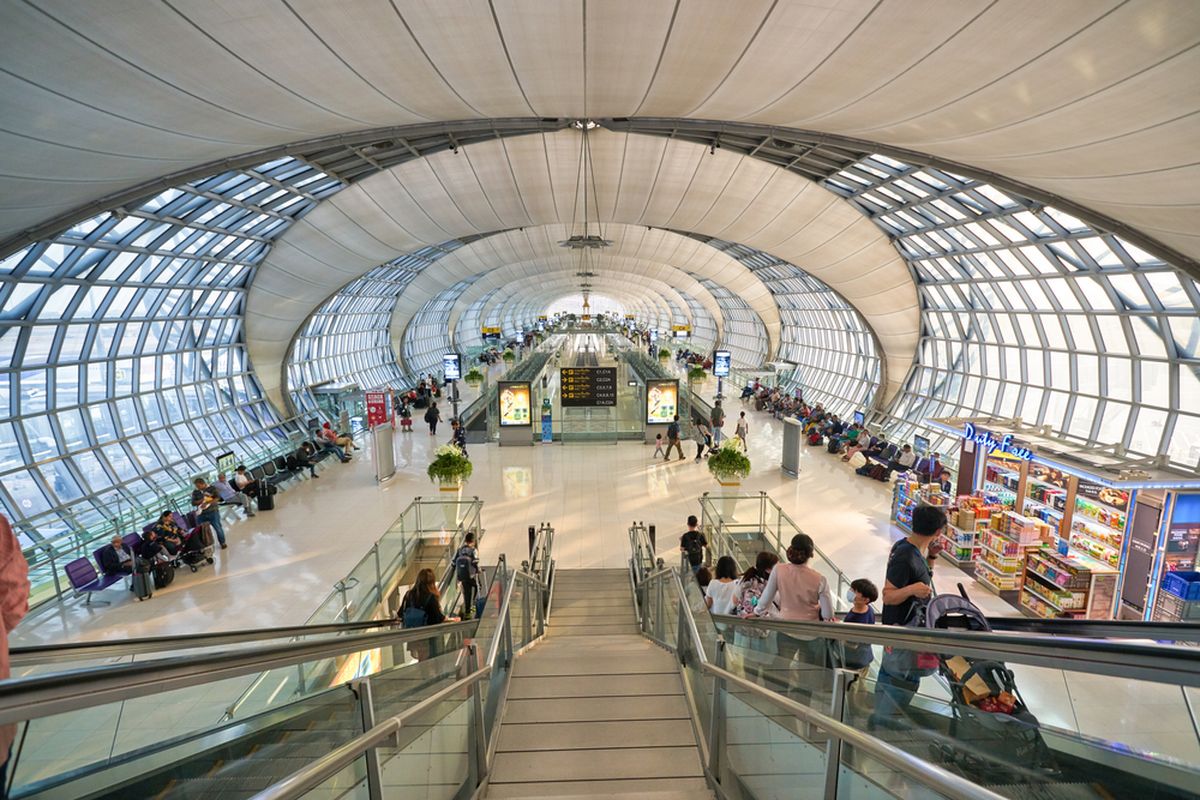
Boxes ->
[536,580,546,637]
[824,670,852,800]
[707,638,726,781]
[372,544,381,604]
[676,592,689,664]
[354,677,384,800]
[655,577,665,643]
[467,643,489,788]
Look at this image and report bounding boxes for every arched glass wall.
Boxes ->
[0,157,339,547]
[680,292,718,354]
[824,155,1200,471]
[403,282,472,381]
[698,280,768,369]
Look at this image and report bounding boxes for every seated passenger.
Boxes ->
[890,444,917,473]
[320,422,356,458]
[213,472,256,517]
[287,445,320,478]
[97,535,134,576]
[137,530,172,563]
[149,511,190,556]
[232,465,259,498]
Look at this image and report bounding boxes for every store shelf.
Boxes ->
[1023,498,1063,517]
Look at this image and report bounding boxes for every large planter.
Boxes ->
[438,482,463,531]
[715,481,741,521]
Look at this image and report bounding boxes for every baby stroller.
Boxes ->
[925,588,1056,782]
[178,512,216,572]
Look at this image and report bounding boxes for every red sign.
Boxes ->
[365,391,389,428]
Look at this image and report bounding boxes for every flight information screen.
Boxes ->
[560,367,617,407]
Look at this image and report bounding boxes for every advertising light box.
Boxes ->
[498,382,532,427]
[713,350,731,377]
[442,353,461,381]
[646,380,679,425]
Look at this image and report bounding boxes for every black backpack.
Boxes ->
[455,546,475,582]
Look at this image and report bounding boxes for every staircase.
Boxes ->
[486,569,711,798]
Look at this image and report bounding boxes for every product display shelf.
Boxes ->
[974,512,1044,602]
[1020,549,1116,619]
[937,522,978,567]
[1068,519,1122,568]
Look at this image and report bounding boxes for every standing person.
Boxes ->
[450,418,468,458]
[913,451,942,483]
[398,567,458,661]
[756,533,834,695]
[425,401,441,436]
[191,477,227,550]
[652,434,665,459]
[213,471,256,517]
[693,417,711,462]
[734,411,749,451]
[704,556,741,615]
[1,516,30,796]
[710,400,725,445]
[679,515,707,574]
[399,398,413,432]
[733,551,781,679]
[454,532,481,620]
[665,415,684,462]
[871,505,941,730]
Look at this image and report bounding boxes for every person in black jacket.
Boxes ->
[425,402,441,436]
[399,568,458,661]
[136,530,170,563]
[97,535,134,576]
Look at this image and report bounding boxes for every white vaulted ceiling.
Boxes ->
[247,130,908,404]
[1,0,1196,265]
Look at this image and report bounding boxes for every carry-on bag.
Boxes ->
[153,560,175,590]
[132,559,153,601]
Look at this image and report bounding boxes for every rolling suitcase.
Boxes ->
[257,489,275,511]
[153,560,175,589]
[132,558,153,601]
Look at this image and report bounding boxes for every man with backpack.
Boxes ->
[455,532,481,620]
[664,414,684,461]
[870,504,941,730]
[679,515,707,574]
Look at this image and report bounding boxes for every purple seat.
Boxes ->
[67,557,125,606]
[123,532,142,550]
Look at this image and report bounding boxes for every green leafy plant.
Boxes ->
[687,365,708,384]
[707,439,751,484]
[502,349,516,363]
[427,444,473,485]
[658,347,671,360]
[463,366,484,386]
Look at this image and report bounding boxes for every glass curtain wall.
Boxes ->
[0,157,342,548]
[402,281,472,381]
[698,280,769,368]
[680,292,718,353]
[823,155,1200,471]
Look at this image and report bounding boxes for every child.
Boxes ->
[399,401,412,432]
[735,411,749,451]
[842,578,878,671]
[653,433,665,459]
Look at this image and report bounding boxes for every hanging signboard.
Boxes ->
[481,326,502,338]
[560,367,617,407]
[962,422,1034,460]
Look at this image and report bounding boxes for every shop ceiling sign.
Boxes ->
[962,423,1034,461]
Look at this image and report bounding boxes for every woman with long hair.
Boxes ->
[399,568,457,661]
[755,534,834,695]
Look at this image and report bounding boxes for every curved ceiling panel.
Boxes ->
[1,0,1195,269]
[248,129,904,405]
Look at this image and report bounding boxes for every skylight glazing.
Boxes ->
[825,156,1200,470]
[0,157,342,548]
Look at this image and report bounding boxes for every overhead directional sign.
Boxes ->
[560,367,617,407]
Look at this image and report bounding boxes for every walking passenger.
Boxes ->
[425,402,441,436]
[693,417,711,462]
[710,400,725,445]
[735,411,749,451]
[455,532,481,620]
[665,415,685,462]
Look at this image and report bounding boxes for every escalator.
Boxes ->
[629,519,1200,800]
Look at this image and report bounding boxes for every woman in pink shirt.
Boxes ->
[755,533,833,689]
[0,515,30,792]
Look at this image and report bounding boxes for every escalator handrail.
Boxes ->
[639,566,1200,687]
[983,616,1200,642]
[641,566,1007,800]
[709,611,1200,687]
[8,619,400,666]
[0,620,475,727]
[700,658,1007,800]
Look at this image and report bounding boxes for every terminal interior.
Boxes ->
[0,3,1199,799]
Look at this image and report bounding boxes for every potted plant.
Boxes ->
[502,349,516,364]
[687,365,708,387]
[707,439,751,520]
[428,444,473,528]
[463,366,484,388]
[658,347,671,362]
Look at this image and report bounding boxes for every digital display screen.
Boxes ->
[498,382,532,427]
[650,330,658,342]
[852,410,864,426]
[672,330,689,338]
[560,367,617,407]
[215,450,237,474]
[646,380,679,425]
[913,435,930,456]
[442,353,461,381]
[713,351,731,377]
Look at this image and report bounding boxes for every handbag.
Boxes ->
[848,452,868,469]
